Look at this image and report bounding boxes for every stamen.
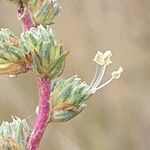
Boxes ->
[95,67,123,91]
[93,50,112,66]
[103,50,112,65]
[91,65,106,89]
[90,51,123,93]
[93,51,104,65]
[90,50,113,91]
[95,77,114,91]
[111,67,123,79]
[89,65,99,88]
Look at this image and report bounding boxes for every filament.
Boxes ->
[89,65,99,88]
[95,77,114,91]
[92,65,106,89]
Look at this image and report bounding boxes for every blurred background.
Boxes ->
[0,0,150,150]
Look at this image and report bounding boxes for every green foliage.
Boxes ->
[0,116,30,150]
[51,76,93,122]
[0,28,27,76]
[28,0,61,25]
[7,0,61,26]
[21,25,69,79]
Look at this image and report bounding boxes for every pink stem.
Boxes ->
[22,12,34,32]
[28,77,52,150]
[17,4,52,150]
[17,5,34,32]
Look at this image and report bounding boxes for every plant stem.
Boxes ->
[28,77,52,150]
[22,11,34,32]
[17,4,52,149]
[17,4,34,32]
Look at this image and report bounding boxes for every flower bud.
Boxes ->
[51,76,92,122]
[0,28,28,76]
[20,25,69,79]
[7,0,61,26]
[0,116,30,149]
[27,0,61,25]
[0,135,20,150]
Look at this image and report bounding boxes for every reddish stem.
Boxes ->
[28,77,52,150]
[22,12,34,32]
[17,5,34,32]
[17,4,52,150]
